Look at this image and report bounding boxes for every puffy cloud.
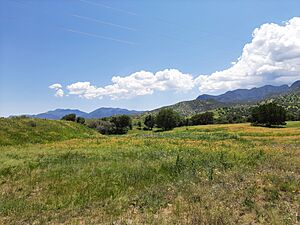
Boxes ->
[195,17,300,94]
[66,69,194,100]
[49,83,64,97]
[54,89,64,97]
[52,17,300,99]
[49,83,62,89]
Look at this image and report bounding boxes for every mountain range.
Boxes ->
[29,108,143,120]
[197,80,300,103]
[152,80,300,116]
[25,80,300,119]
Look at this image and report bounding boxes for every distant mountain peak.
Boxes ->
[28,107,143,120]
[196,80,299,103]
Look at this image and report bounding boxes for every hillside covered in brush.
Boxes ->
[150,80,300,119]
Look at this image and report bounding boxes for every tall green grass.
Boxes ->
[0,118,100,146]
[0,121,299,224]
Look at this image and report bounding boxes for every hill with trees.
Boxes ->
[150,80,300,120]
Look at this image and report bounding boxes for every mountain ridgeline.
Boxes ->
[22,80,300,120]
[197,80,300,103]
[30,108,143,120]
[151,80,300,118]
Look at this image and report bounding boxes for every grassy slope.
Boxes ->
[0,118,99,145]
[0,122,299,224]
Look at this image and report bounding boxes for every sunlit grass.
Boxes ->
[0,121,299,224]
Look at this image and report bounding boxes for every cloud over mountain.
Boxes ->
[50,17,300,99]
[195,17,300,94]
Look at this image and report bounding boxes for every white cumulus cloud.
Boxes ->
[195,17,300,94]
[66,69,194,100]
[49,83,64,97]
[51,17,300,99]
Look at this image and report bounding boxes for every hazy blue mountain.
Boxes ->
[196,80,300,103]
[28,108,143,120]
[31,109,88,120]
[87,107,143,119]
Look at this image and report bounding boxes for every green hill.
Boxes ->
[151,99,232,116]
[0,117,100,146]
[150,84,300,120]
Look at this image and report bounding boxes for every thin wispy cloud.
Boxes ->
[72,14,137,31]
[63,28,137,45]
[79,0,138,16]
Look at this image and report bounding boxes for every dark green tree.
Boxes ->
[137,121,142,130]
[144,115,155,130]
[251,103,286,127]
[191,112,214,125]
[76,117,85,124]
[61,114,76,122]
[110,115,132,134]
[156,109,180,131]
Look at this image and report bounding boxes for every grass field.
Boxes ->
[0,120,299,224]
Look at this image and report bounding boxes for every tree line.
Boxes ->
[61,103,288,135]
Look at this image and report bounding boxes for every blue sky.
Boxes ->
[1,0,300,116]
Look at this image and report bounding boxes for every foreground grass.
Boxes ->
[0,122,299,224]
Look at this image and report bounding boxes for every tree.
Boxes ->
[144,115,155,130]
[76,117,85,124]
[156,109,180,131]
[251,103,286,127]
[61,114,76,122]
[110,115,132,134]
[137,121,142,130]
[191,112,214,125]
[96,120,116,135]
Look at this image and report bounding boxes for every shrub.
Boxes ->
[144,115,155,130]
[251,103,286,127]
[76,117,85,124]
[27,120,37,127]
[156,109,180,131]
[61,114,76,122]
[96,120,116,135]
[110,115,132,134]
[191,112,214,125]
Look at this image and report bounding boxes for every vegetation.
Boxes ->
[86,115,132,135]
[76,116,85,124]
[0,117,99,146]
[251,103,286,127]
[190,112,214,125]
[110,115,132,134]
[61,113,76,122]
[0,121,299,224]
[156,108,181,131]
[144,114,155,130]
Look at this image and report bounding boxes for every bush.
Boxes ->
[96,120,116,135]
[191,112,214,125]
[156,109,180,131]
[251,103,286,127]
[61,114,76,122]
[27,120,37,127]
[76,117,85,124]
[110,115,132,134]
[144,115,155,130]
[137,121,142,130]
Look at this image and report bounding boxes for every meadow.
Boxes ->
[0,119,299,224]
